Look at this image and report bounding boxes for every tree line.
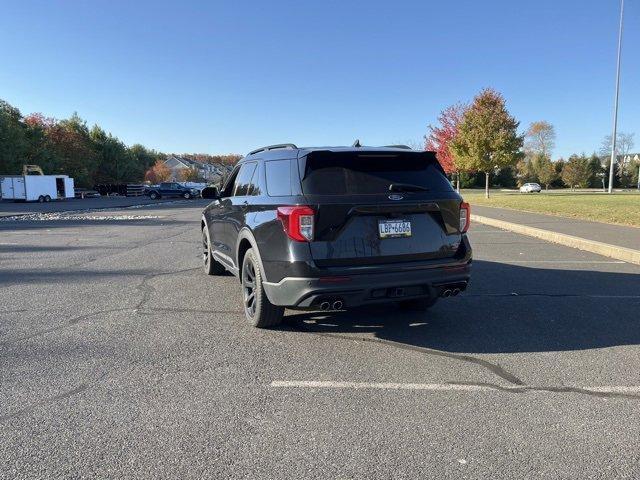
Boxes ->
[425,89,638,196]
[0,99,241,188]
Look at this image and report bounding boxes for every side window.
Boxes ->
[233,162,257,196]
[265,159,292,196]
[220,166,240,197]
[248,163,262,196]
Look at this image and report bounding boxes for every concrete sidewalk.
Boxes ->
[471,205,640,265]
[472,205,639,251]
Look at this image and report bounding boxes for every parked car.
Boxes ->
[145,182,198,199]
[200,143,472,328]
[74,188,101,198]
[520,182,542,193]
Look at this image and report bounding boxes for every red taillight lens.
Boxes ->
[277,206,315,242]
[460,201,470,233]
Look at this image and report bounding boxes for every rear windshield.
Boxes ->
[300,152,453,195]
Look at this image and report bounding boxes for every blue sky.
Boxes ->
[1,0,638,158]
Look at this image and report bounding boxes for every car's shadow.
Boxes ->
[281,260,640,354]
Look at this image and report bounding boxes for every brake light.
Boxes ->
[460,201,470,233]
[277,206,314,242]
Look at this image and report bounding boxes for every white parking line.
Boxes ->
[270,380,640,395]
[500,260,626,264]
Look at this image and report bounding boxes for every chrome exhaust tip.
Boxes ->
[442,289,452,298]
[320,301,330,311]
[332,300,343,310]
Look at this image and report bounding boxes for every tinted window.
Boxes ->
[220,167,240,197]
[265,160,292,196]
[247,163,261,196]
[301,152,453,195]
[233,162,257,196]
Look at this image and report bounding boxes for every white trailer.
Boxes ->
[0,175,75,202]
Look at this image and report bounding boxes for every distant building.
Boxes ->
[163,156,231,183]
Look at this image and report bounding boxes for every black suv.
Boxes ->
[201,144,471,328]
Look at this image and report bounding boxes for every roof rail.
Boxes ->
[382,144,413,150]
[248,143,298,155]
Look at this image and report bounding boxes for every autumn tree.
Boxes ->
[179,167,201,182]
[525,121,556,158]
[561,155,590,190]
[46,113,99,187]
[144,160,171,184]
[450,89,523,198]
[424,103,467,188]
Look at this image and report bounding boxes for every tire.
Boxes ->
[149,191,159,200]
[183,192,191,199]
[38,196,45,203]
[44,195,51,202]
[202,227,226,275]
[241,248,284,328]
[398,296,439,311]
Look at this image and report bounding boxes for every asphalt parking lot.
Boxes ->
[1,200,639,479]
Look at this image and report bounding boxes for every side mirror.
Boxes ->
[201,186,220,199]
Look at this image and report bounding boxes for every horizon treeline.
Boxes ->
[0,99,241,187]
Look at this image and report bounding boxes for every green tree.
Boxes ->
[516,157,537,186]
[0,100,28,175]
[587,153,605,189]
[535,156,557,190]
[90,125,138,184]
[451,88,523,198]
[130,144,164,180]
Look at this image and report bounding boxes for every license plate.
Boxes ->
[378,220,412,238]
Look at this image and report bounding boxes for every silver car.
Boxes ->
[520,182,542,193]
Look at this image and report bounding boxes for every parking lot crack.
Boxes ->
[0,371,109,423]
[286,321,525,386]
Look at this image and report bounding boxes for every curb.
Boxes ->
[471,214,640,266]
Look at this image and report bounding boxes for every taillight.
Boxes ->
[459,201,470,233]
[277,206,314,242]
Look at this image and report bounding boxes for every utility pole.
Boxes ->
[608,0,625,193]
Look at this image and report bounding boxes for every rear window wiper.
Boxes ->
[388,183,429,192]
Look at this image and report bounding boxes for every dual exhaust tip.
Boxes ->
[320,300,343,311]
[318,288,462,309]
[441,288,461,298]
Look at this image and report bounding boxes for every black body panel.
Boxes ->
[201,145,472,308]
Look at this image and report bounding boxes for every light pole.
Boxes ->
[608,0,625,194]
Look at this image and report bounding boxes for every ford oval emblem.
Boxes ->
[388,194,403,201]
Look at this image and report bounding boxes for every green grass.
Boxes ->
[461,189,640,227]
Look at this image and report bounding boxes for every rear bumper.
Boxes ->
[262,261,471,308]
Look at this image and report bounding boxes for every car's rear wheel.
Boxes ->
[398,296,438,311]
[202,227,226,275]
[241,248,284,328]
[183,192,191,199]
[149,191,159,199]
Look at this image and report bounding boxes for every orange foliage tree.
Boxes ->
[144,160,171,183]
